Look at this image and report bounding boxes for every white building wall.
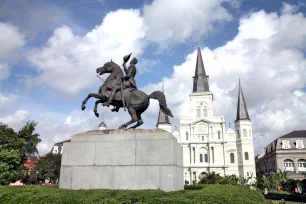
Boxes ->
[235,120,256,179]
[174,87,256,184]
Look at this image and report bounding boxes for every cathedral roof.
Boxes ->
[193,44,209,92]
[226,128,235,133]
[235,80,250,121]
[99,121,107,128]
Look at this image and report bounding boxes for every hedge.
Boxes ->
[0,184,265,204]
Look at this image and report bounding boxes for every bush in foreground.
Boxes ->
[0,184,265,204]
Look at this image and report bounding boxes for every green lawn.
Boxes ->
[0,184,265,204]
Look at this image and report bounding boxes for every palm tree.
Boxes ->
[274,169,288,191]
[262,175,271,190]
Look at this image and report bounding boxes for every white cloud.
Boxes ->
[35,107,133,155]
[11,2,306,156]
[143,0,232,47]
[0,110,31,130]
[142,4,306,154]
[0,92,18,112]
[0,22,25,60]
[29,9,146,96]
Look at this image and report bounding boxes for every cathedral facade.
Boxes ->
[157,45,256,184]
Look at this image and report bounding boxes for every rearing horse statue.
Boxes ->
[81,60,173,129]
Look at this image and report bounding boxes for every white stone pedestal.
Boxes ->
[59,129,183,192]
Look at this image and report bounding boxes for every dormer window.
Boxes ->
[296,140,304,149]
[282,140,291,149]
[53,146,59,154]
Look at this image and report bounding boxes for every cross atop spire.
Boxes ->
[235,80,250,121]
[157,84,170,126]
[193,44,209,92]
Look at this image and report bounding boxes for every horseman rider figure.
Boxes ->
[103,56,137,107]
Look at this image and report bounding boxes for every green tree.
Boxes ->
[0,121,41,184]
[262,175,271,190]
[17,121,41,163]
[274,169,288,191]
[0,123,18,150]
[36,153,62,183]
[0,146,20,185]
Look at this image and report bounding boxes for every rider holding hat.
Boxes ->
[103,56,137,107]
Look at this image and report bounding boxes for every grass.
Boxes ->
[0,184,266,204]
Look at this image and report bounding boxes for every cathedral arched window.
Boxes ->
[186,132,189,141]
[200,154,203,163]
[203,106,207,117]
[230,153,235,163]
[218,131,221,140]
[196,107,201,118]
[204,154,208,162]
[244,152,249,160]
[243,129,247,137]
[196,103,208,118]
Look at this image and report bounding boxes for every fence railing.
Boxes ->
[264,193,306,203]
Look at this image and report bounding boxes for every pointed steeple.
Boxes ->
[157,85,170,126]
[235,79,250,121]
[193,44,209,92]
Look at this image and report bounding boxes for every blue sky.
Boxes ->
[1,0,306,154]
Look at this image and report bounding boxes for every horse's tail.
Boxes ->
[149,91,173,117]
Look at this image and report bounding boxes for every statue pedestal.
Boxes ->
[59,129,184,192]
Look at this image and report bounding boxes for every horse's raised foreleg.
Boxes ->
[119,107,138,129]
[128,114,143,129]
[93,99,103,117]
[81,93,103,111]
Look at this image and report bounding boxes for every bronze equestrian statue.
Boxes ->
[81,54,173,129]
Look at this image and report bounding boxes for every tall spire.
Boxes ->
[193,44,209,92]
[157,84,170,126]
[235,79,250,121]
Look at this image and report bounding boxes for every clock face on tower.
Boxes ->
[198,123,206,132]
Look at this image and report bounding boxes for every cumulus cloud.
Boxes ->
[28,9,146,96]
[143,4,306,154]
[0,110,31,130]
[0,22,25,60]
[11,2,306,156]
[143,0,232,47]
[0,92,18,113]
[28,0,235,96]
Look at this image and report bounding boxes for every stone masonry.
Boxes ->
[59,129,184,192]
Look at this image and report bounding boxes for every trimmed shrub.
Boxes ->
[0,184,265,204]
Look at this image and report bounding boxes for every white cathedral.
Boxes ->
[157,45,256,184]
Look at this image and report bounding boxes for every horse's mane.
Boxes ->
[105,61,122,74]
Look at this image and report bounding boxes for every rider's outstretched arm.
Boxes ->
[122,63,128,74]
